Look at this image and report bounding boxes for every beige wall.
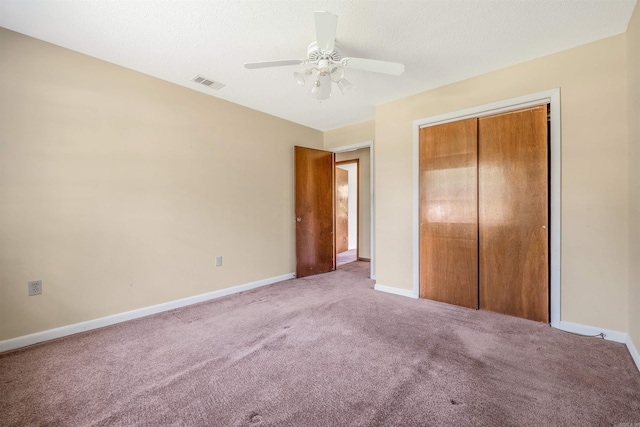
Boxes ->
[336,148,371,259]
[3,13,638,347]
[628,2,640,351]
[375,34,630,332]
[0,28,323,341]
[324,121,374,150]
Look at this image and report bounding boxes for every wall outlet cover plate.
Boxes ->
[29,280,42,296]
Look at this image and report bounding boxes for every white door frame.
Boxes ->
[330,141,375,280]
[412,89,561,327]
[335,161,358,251]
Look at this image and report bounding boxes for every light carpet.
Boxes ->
[1,262,639,426]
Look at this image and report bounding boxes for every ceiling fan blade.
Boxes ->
[342,57,405,75]
[318,74,332,100]
[314,11,338,52]
[244,59,306,69]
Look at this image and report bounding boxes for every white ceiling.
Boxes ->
[0,0,636,131]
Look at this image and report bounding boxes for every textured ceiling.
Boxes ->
[0,0,636,131]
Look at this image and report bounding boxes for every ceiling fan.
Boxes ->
[244,11,405,101]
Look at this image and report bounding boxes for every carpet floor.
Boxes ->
[1,262,639,426]
[336,249,357,266]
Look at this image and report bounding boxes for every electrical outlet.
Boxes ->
[215,256,222,267]
[28,280,42,296]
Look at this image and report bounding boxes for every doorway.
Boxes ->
[294,143,375,280]
[336,160,359,266]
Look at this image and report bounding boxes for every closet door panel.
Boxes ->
[478,106,548,322]
[419,119,478,309]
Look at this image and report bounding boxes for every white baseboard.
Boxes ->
[557,320,628,343]
[0,272,295,353]
[556,321,640,371]
[626,335,640,372]
[374,284,418,299]
[3,275,639,373]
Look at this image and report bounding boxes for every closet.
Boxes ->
[419,105,549,322]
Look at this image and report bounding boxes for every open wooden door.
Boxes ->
[295,146,335,278]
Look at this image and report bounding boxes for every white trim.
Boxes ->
[412,121,421,300]
[331,141,371,152]
[413,91,559,127]
[626,335,640,372]
[374,284,418,299]
[370,142,375,280]
[549,90,561,327]
[330,140,375,280]
[557,320,627,343]
[411,89,562,328]
[0,272,295,353]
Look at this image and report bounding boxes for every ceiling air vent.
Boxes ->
[192,75,225,90]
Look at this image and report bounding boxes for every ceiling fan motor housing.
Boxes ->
[307,41,342,64]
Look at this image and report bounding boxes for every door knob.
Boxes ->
[296,217,302,222]
[542,225,546,229]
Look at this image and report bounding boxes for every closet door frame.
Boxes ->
[412,88,561,327]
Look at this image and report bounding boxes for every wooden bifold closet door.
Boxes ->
[478,107,548,322]
[419,106,549,323]
[419,118,478,309]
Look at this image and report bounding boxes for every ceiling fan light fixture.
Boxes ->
[294,69,312,86]
[337,78,352,94]
[330,66,345,83]
[294,72,306,86]
[309,79,322,98]
[317,59,331,75]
